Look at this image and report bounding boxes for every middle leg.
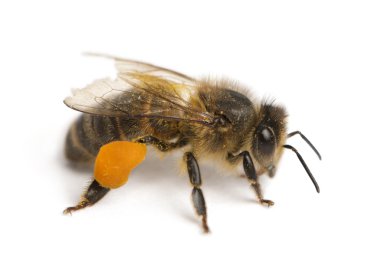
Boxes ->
[184,152,209,233]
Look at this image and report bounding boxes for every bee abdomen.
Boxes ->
[65,113,181,163]
[65,116,95,163]
[65,114,136,163]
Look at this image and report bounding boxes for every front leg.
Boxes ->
[228,151,274,207]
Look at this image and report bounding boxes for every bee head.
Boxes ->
[252,103,287,176]
[252,102,321,193]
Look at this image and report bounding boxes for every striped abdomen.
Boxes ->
[65,114,180,163]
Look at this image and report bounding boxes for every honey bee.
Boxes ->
[63,54,321,233]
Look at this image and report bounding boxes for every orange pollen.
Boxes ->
[94,141,147,189]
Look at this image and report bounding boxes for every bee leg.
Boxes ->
[185,152,210,233]
[63,180,110,215]
[231,151,274,207]
[137,136,188,152]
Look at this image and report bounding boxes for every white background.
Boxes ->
[1,0,379,263]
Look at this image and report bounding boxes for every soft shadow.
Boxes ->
[58,145,274,218]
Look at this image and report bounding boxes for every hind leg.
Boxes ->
[136,136,188,151]
[63,180,110,214]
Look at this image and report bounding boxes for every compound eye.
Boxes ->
[257,127,276,156]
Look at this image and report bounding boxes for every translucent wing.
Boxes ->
[64,54,215,126]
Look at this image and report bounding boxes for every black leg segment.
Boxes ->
[192,187,208,233]
[185,152,209,233]
[229,151,274,207]
[63,180,110,215]
[186,152,201,186]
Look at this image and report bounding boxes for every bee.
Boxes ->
[63,54,321,233]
